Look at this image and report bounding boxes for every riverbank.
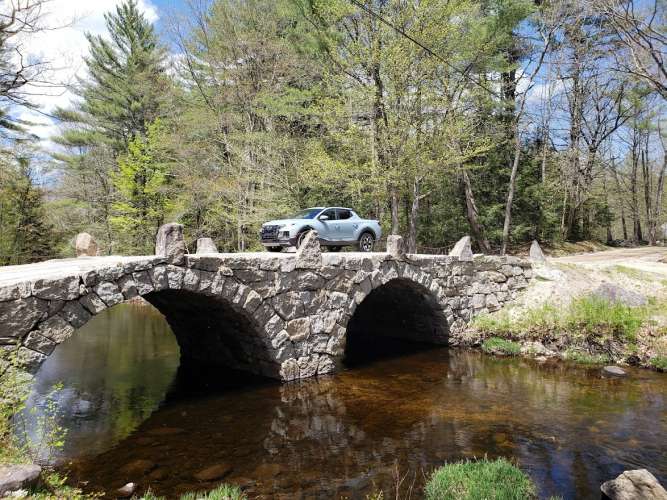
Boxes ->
[458,246,667,370]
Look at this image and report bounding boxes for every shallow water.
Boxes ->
[25,303,667,499]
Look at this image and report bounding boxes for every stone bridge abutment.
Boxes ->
[0,236,533,381]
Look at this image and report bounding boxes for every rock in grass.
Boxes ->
[0,464,41,496]
[601,469,667,500]
[603,366,627,377]
[592,283,647,307]
[193,463,233,481]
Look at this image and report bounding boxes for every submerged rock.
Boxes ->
[0,464,41,496]
[119,459,155,476]
[603,366,627,377]
[601,469,667,500]
[117,482,137,498]
[193,463,233,481]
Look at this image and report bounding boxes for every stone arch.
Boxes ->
[3,258,285,379]
[342,267,449,363]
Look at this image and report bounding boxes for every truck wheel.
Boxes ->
[267,246,283,253]
[296,230,312,248]
[358,232,375,252]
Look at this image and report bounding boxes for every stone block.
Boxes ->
[32,276,81,301]
[75,232,98,257]
[295,230,322,269]
[0,297,47,339]
[155,223,186,265]
[449,236,473,261]
[60,300,91,328]
[196,237,218,254]
[386,234,406,259]
[95,282,124,307]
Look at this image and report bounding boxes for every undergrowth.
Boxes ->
[481,337,521,356]
[473,296,653,343]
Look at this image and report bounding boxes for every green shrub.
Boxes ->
[424,457,537,500]
[650,356,667,371]
[481,337,521,356]
[563,350,610,365]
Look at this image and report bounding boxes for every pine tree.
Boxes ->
[54,0,167,154]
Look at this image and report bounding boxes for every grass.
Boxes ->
[424,457,536,500]
[563,349,610,365]
[606,265,654,281]
[137,485,246,500]
[473,296,649,343]
[481,337,521,356]
[650,356,667,371]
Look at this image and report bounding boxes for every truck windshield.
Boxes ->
[289,208,322,219]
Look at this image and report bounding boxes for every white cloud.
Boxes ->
[15,0,159,148]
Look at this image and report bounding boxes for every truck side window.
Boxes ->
[337,209,352,220]
[321,209,337,220]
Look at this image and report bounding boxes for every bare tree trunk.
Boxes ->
[407,177,422,253]
[461,168,491,253]
[501,127,521,255]
[652,129,667,245]
[611,164,628,240]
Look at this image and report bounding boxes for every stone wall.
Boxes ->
[0,248,532,381]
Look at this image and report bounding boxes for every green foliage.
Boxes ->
[481,337,521,356]
[110,120,173,254]
[563,350,610,365]
[0,155,58,265]
[424,457,537,500]
[137,484,246,500]
[473,296,648,343]
[650,356,667,371]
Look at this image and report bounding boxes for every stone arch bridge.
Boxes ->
[0,236,532,381]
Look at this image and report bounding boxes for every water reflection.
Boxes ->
[24,303,667,499]
[24,303,179,460]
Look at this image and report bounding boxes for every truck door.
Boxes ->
[335,209,356,241]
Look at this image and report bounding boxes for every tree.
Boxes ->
[54,0,167,153]
[0,151,56,264]
[110,120,173,254]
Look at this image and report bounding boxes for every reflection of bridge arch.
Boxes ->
[0,250,532,380]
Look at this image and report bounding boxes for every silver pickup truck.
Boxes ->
[260,207,382,252]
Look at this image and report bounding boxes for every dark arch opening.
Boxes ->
[344,278,449,366]
[143,290,273,378]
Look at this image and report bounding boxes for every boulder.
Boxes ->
[155,223,186,265]
[529,240,547,264]
[196,237,218,254]
[449,236,473,261]
[295,230,321,269]
[74,233,98,257]
[593,283,648,307]
[601,469,667,500]
[386,234,406,259]
[0,464,41,496]
[603,365,627,377]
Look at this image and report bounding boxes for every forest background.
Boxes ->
[0,0,665,263]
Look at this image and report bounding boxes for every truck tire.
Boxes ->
[267,246,283,253]
[357,231,375,252]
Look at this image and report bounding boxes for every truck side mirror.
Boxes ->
[319,214,329,221]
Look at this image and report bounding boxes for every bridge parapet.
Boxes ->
[0,248,532,381]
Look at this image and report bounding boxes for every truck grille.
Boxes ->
[261,225,280,242]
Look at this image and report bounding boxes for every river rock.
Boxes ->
[593,283,647,307]
[119,459,155,476]
[603,366,627,377]
[117,482,137,498]
[449,236,473,261]
[295,230,321,269]
[75,232,98,257]
[155,223,186,265]
[0,464,41,496]
[601,469,667,500]
[193,463,233,481]
[196,237,218,254]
